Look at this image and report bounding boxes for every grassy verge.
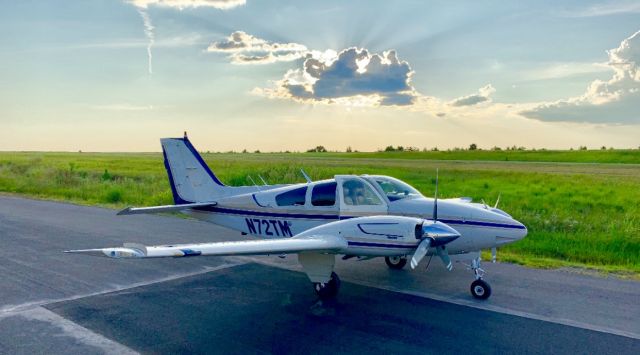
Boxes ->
[1,151,638,278]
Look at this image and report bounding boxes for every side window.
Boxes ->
[311,182,337,206]
[275,186,307,206]
[342,179,383,206]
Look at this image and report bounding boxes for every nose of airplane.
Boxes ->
[514,220,528,240]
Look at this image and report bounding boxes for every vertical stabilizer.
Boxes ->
[161,136,226,204]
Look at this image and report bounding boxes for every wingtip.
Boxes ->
[117,207,132,216]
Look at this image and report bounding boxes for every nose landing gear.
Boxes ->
[468,256,491,299]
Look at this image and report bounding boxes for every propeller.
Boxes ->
[433,169,438,221]
[410,221,460,269]
[494,193,501,208]
[410,169,460,270]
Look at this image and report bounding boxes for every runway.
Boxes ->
[0,195,638,354]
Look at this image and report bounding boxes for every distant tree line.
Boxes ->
[201,143,635,154]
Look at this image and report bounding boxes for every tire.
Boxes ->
[313,272,341,299]
[470,279,492,300]
[385,256,407,270]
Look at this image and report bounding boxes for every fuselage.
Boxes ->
[183,174,527,257]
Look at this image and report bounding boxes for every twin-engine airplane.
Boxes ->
[67,133,527,300]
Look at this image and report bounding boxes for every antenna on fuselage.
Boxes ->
[247,175,261,190]
[258,175,268,185]
[433,168,439,221]
[300,169,312,183]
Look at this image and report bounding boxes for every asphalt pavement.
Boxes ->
[0,195,638,354]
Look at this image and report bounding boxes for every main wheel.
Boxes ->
[470,279,492,300]
[385,256,407,270]
[313,272,341,299]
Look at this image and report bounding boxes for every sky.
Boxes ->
[1,0,639,152]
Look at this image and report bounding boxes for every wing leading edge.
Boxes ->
[64,234,348,259]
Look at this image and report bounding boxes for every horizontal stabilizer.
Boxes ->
[64,235,347,259]
[117,202,216,216]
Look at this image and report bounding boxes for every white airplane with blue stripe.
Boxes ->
[67,133,527,300]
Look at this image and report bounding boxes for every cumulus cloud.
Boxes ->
[256,47,418,106]
[521,30,640,123]
[129,0,246,9]
[450,84,495,107]
[206,31,308,64]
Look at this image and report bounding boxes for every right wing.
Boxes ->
[64,235,347,259]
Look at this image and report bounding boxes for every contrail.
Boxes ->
[137,8,154,74]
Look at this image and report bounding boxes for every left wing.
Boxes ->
[117,202,217,216]
[64,235,347,259]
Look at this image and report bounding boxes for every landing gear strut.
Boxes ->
[313,272,341,299]
[385,256,407,270]
[469,257,491,300]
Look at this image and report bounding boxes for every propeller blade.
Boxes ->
[494,193,501,208]
[491,247,497,263]
[410,238,431,269]
[433,169,439,221]
[436,246,453,271]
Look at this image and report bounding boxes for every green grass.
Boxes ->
[1,150,639,277]
[305,149,640,164]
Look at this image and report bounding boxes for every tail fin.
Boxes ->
[161,135,226,204]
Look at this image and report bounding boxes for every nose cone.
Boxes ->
[472,206,527,245]
[495,219,527,246]
[514,220,528,240]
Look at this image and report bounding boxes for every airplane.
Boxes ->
[66,133,527,300]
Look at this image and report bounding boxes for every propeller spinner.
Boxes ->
[410,221,461,270]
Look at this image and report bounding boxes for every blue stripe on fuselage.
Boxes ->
[348,241,416,249]
[192,206,525,230]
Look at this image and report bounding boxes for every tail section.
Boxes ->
[161,135,227,204]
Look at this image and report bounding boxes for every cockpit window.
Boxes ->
[311,182,337,206]
[342,178,383,206]
[371,176,422,201]
[275,186,307,206]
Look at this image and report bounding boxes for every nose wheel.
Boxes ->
[468,256,492,300]
[470,279,491,299]
[313,272,341,300]
[385,256,407,270]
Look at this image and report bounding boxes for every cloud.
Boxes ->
[257,47,418,106]
[520,62,610,81]
[206,31,308,64]
[450,84,495,107]
[128,0,246,9]
[560,2,640,17]
[137,8,154,74]
[127,2,246,75]
[520,30,640,123]
[90,104,155,111]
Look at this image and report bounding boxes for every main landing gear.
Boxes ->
[469,257,491,300]
[385,256,407,270]
[313,272,341,300]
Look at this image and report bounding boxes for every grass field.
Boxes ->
[1,150,639,277]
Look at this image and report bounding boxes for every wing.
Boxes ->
[64,235,347,259]
[117,202,217,216]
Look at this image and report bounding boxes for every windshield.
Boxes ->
[369,176,422,201]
